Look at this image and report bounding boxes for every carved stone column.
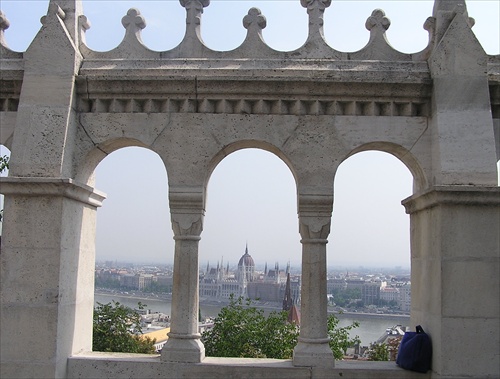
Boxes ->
[293,194,334,368]
[161,188,205,363]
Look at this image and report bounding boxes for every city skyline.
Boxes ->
[0,1,498,267]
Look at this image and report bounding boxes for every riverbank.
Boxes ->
[95,292,409,346]
[94,290,410,320]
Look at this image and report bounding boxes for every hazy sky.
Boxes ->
[1,1,499,269]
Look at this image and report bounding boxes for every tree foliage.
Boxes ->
[201,295,360,360]
[367,342,390,361]
[327,313,360,360]
[331,288,362,308]
[93,301,156,354]
[0,155,8,174]
[201,296,298,358]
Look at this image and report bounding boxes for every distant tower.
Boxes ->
[283,273,293,311]
[283,272,300,325]
[237,243,255,283]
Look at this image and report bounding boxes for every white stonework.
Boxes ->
[0,0,499,378]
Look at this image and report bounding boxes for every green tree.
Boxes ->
[331,287,362,308]
[201,295,360,360]
[0,155,8,174]
[201,296,297,358]
[93,301,156,354]
[367,342,389,361]
[327,314,360,360]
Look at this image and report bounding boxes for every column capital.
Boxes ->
[169,188,205,238]
[298,193,332,242]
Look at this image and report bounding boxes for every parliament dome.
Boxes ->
[238,245,255,267]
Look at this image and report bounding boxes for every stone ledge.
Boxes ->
[402,185,500,214]
[0,177,106,207]
[67,353,430,379]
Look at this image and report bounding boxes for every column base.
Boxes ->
[161,336,205,363]
[292,339,334,368]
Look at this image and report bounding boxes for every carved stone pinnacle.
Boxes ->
[365,9,391,32]
[122,8,146,30]
[243,8,266,31]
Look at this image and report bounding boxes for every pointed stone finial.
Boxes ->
[0,11,11,48]
[365,9,391,34]
[180,0,209,34]
[122,8,146,31]
[243,7,266,35]
[301,0,331,40]
[241,7,267,48]
[119,8,146,46]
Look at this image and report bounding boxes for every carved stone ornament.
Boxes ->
[0,10,10,47]
[243,7,266,33]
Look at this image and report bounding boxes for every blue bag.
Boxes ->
[396,325,432,373]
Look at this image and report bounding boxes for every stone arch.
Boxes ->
[75,137,169,187]
[205,140,299,198]
[92,146,172,264]
[330,149,412,267]
[338,141,428,193]
[202,147,300,260]
[0,0,499,377]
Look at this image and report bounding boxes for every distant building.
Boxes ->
[380,286,400,302]
[362,281,382,306]
[199,245,300,303]
[399,283,411,312]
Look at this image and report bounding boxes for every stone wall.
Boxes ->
[0,1,498,378]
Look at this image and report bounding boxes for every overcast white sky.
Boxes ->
[1,1,499,269]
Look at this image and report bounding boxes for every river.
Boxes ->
[95,293,410,346]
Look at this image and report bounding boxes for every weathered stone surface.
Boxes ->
[0,0,498,378]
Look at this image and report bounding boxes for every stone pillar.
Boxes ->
[161,188,205,363]
[293,194,334,368]
[403,186,500,378]
[0,178,105,379]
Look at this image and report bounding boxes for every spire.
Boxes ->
[206,261,209,274]
[283,273,293,311]
[264,262,268,275]
[245,242,249,255]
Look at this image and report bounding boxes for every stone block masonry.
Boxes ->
[0,0,498,378]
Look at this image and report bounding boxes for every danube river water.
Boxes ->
[95,293,410,346]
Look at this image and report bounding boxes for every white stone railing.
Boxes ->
[67,353,431,379]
